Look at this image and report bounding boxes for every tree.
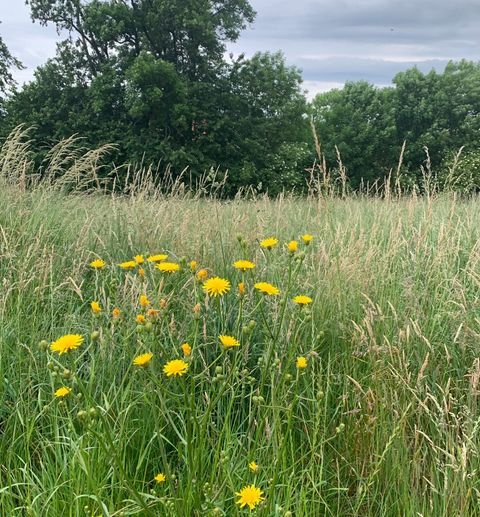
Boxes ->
[0,22,23,95]
[311,81,397,188]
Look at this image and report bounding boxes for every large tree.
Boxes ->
[0,22,23,95]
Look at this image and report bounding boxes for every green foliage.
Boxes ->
[0,21,23,95]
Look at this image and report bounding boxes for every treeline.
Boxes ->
[1,1,480,195]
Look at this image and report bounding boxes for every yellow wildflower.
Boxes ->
[235,484,264,510]
[119,260,137,270]
[219,335,240,349]
[139,294,150,307]
[189,260,197,271]
[154,473,166,483]
[238,281,245,296]
[293,295,313,305]
[302,234,313,245]
[196,268,209,281]
[249,461,259,472]
[91,301,102,314]
[203,277,231,297]
[163,359,189,377]
[54,386,72,398]
[181,343,192,357]
[156,262,180,273]
[133,352,153,366]
[287,240,298,253]
[233,260,255,271]
[254,282,280,296]
[112,307,121,319]
[90,259,106,269]
[136,314,146,324]
[134,255,144,265]
[296,356,308,369]
[147,254,168,263]
[50,334,84,355]
[260,237,278,250]
[138,267,145,278]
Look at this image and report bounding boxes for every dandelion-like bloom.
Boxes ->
[233,260,256,271]
[156,262,180,273]
[140,294,150,307]
[203,277,231,297]
[91,301,102,314]
[254,282,280,296]
[147,254,168,263]
[219,335,240,349]
[181,343,192,357]
[189,260,197,271]
[287,240,298,253]
[238,281,245,296]
[235,484,264,510]
[50,334,84,355]
[293,295,313,305]
[90,259,106,269]
[138,267,145,278]
[296,356,308,369]
[112,307,121,319]
[260,237,278,250]
[249,461,259,472]
[302,234,313,245]
[54,386,72,398]
[147,308,160,318]
[134,255,144,265]
[196,268,209,281]
[163,359,189,377]
[136,314,146,324]
[133,352,153,366]
[119,260,137,270]
[154,473,166,483]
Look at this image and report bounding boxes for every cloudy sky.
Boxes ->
[1,0,480,98]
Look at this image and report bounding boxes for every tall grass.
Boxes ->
[2,131,480,515]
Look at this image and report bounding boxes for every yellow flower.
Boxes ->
[296,356,308,369]
[181,343,192,357]
[156,262,180,273]
[189,260,197,271]
[293,295,313,305]
[203,277,231,297]
[147,254,168,263]
[302,234,313,245]
[254,282,280,296]
[235,484,264,510]
[50,334,84,355]
[260,237,278,250]
[249,461,259,472]
[238,281,245,296]
[119,260,137,270]
[136,314,146,324]
[133,352,153,366]
[219,335,240,349]
[91,301,102,314]
[233,260,256,271]
[112,307,121,319]
[138,267,145,278]
[163,359,189,377]
[54,386,72,398]
[139,294,150,307]
[154,473,166,483]
[90,259,106,269]
[134,255,144,265]
[196,268,209,281]
[287,240,298,253]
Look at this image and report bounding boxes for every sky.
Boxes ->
[1,0,480,98]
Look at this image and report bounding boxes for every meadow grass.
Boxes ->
[2,185,480,516]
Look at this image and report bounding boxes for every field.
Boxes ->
[2,185,480,516]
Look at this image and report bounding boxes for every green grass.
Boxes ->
[2,185,480,516]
